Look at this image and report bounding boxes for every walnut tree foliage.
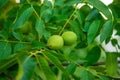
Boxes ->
[0,0,120,80]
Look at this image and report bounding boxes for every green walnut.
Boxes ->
[62,31,77,45]
[47,35,64,50]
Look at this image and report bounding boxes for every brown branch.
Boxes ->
[49,61,120,66]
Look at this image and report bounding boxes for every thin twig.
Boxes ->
[0,40,31,44]
[49,61,120,66]
[59,5,78,35]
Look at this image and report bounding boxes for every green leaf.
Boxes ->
[34,65,46,80]
[69,20,83,40]
[81,70,94,80]
[31,41,46,50]
[74,49,88,60]
[74,67,84,78]
[118,45,120,50]
[85,0,112,20]
[20,0,26,4]
[76,11,85,26]
[16,55,37,80]
[106,52,118,77]
[48,50,66,61]
[35,19,45,39]
[61,45,74,56]
[100,20,113,42]
[14,43,28,53]
[0,56,17,71]
[0,52,25,71]
[54,0,64,7]
[0,42,12,59]
[0,76,8,80]
[109,5,118,24]
[58,63,76,80]
[90,66,106,75]
[44,51,69,76]
[80,5,91,16]
[83,21,91,32]
[113,0,120,4]
[0,31,8,39]
[38,55,57,80]
[87,68,100,79]
[85,9,100,21]
[75,41,88,48]
[0,0,8,8]
[87,20,100,43]
[66,63,76,74]
[111,38,118,46]
[85,46,101,66]
[100,76,109,80]
[40,0,52,22]
[44,30,51,41]
[12,32,23,41]
[13,4,34,29]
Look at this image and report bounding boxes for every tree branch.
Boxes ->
[49,61,120,66]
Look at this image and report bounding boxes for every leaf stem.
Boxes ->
[0,40,31,44]
[49,61,120,66]
[59,6,78,35]
[32,7,42,42]
[34,54,41,68]
[33,8,41,19]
